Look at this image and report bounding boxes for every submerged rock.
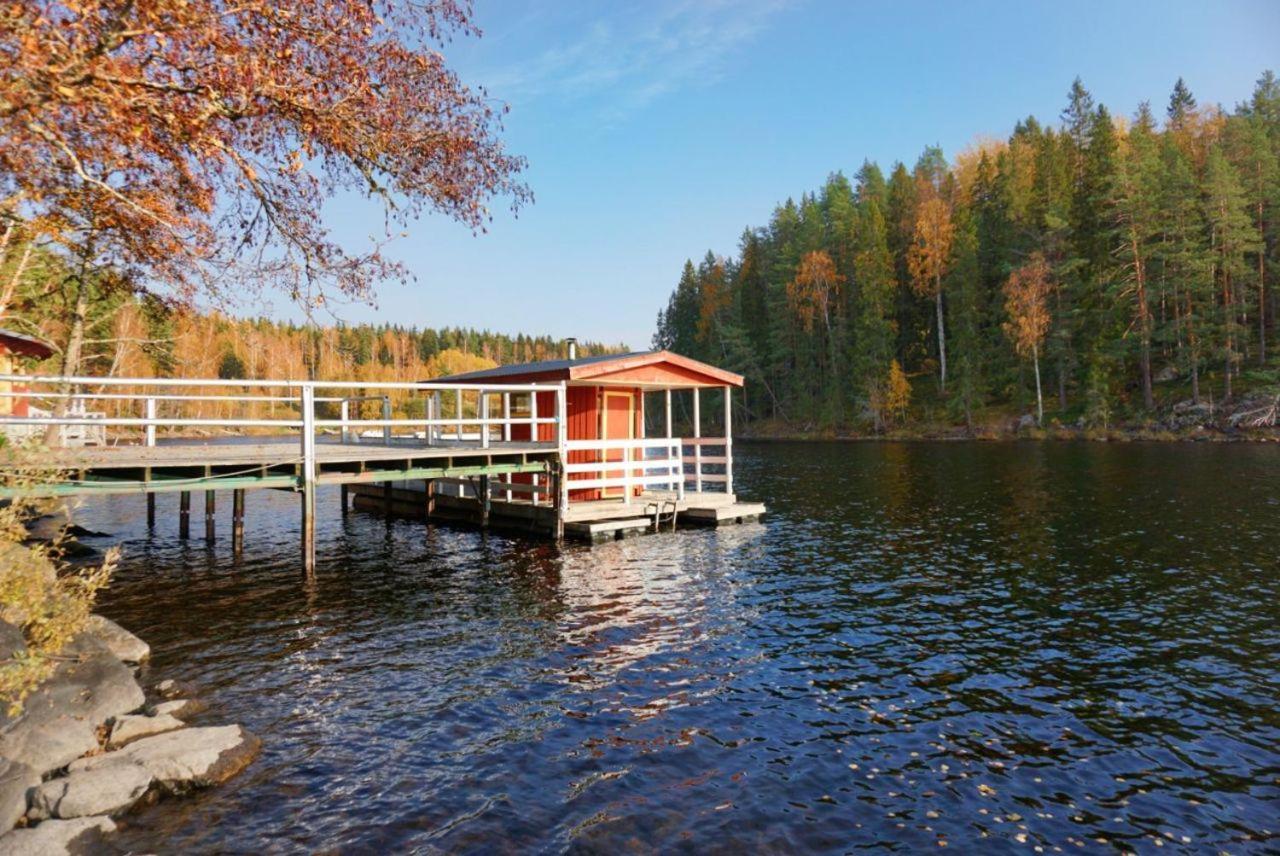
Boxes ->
[0,815,116,855]
[151,697,207,719]
[107,712,184,749]
[0,759,40,832]
[153,678,198,700]
[82,615,150,664]
[0,647,145,775]
[27,765,152,821]
[70,725,260,793]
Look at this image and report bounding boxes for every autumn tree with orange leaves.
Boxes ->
[906,197,954,392]
[1,0,529,381]
[1003,253,1053,426]
[787,250,842,334]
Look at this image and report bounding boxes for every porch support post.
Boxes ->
[723,385,733,496]
[692,387,702,493]
[555,383,568,541]
[178,491,190,539]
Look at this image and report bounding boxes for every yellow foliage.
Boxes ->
[422,348,497,378]
[906,198,955,297]
[0,445,117,714]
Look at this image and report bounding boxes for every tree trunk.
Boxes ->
[934,283,946,393]
[1131,236,1154,411]
[1260,198,1267,366]
[1033,344,1043,427]
[45,270,90,445]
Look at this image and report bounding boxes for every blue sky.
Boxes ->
[290,0,1279,350]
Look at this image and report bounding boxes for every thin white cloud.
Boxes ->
[477,0,791,124]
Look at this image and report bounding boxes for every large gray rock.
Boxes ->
[0,759,39,832]
[82,615,149,664]
[107,712,184,749]
[27,765,152,820]
[70,725,260,793]
[0,648,145,775]
[0,815,116,855]
[151,697,207,719]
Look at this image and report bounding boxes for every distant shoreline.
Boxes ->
[737,425,1280,444]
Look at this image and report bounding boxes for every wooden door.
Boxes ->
[601,389,635,498]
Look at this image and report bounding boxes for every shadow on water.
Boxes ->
[73,441,1279,853]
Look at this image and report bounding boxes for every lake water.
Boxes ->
[76,441,1279,853]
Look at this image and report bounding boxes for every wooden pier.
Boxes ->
[0,356,765,574]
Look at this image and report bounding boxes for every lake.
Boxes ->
[76,441,1279,853]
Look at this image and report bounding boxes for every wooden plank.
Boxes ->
[681,502,766,523]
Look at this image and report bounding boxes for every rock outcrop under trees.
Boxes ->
[0,616,259,853]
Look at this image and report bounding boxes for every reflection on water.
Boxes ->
[74,442,1279,853]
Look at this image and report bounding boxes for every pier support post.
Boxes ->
[692,387,702,493]
[340,484,349,515]
[479,475,490,528]
[179,491,190,539]
[723,385,733,496]
[205,490,215,544]
[232,489,245,555]
[300,385,317,578]
[425,478,436,519]
[146,494,155,529]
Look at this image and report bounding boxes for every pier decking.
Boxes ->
[0,362,765,573]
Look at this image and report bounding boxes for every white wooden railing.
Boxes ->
[0,374,565,462]
[563,437,684,503]
[561,436,733,500]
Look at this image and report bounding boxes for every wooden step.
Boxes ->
[681,502,766,525]
[565,517,654,543]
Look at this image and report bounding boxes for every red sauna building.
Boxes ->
[436,349,745,507]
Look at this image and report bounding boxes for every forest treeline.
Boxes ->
[654,73,1280,434]
[0,253,619,419]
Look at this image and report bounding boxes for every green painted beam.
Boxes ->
[315,461,548,486]
[0,474,299,499]
[0,460,550,498]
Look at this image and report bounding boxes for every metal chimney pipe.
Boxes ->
[566,338,578,360]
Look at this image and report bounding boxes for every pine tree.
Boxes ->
[1203,145,1261,399]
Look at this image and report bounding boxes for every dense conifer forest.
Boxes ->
[654,74,1280,435]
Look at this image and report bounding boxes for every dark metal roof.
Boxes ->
[0,328,54,358]
[434,351,655,383]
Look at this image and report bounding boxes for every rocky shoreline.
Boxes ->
[0,616,258,854]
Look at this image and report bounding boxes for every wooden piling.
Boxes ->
[146,493,155,528]
[204,490,215,543]
[300,385,317,579]
[340,484,349,515]
[479,474,490,527]
[178,491,190,539]
[425,478,436,518]
[232,489,244,554]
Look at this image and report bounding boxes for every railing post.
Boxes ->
[340,399,350,444]
[433,391,442,444]
[530,388,539,440]
[480,390,490,449]
[381,395,392,445]
[300,384,317,578]
[502,392,511,443]
[692,387,702,493]
[145,397,157,447]
[455,388,463,443]
[425,393,434,447]
[724,385,733,497]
